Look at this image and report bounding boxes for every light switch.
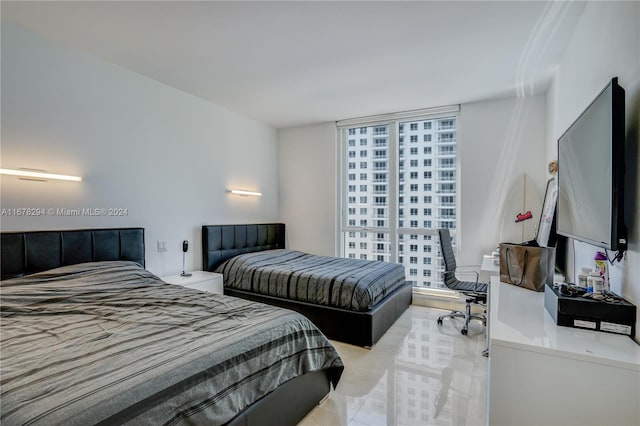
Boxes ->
[157,240,168,252]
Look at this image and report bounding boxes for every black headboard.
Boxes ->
[1,228,145,280]
[202,223,285,272]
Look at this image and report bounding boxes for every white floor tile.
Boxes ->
[300,306,487,426]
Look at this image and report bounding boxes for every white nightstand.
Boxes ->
[161,271,223,294]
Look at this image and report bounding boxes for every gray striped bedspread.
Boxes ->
[216,250,406,312]
[0,261,343,426]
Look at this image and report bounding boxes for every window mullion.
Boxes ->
[388,123,398,263]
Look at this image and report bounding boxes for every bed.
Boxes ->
[0,228,343,426]
[202,223,413,347]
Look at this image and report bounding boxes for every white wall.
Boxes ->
[458,95,547,265]
[546,1,640,341]
[1,23,279,276]
[278,123,336,256]
[277,96,548,267]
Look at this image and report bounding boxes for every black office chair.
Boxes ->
[436,228,487,335]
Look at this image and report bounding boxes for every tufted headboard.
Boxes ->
[1,228,145,280]
[202,223,285,272]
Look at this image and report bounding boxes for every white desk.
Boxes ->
[480,255,499,282]
[487,277,640,425]
[480,255,499,272]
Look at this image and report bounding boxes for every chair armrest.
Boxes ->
[455,270,479,283]
[455,265,480,283]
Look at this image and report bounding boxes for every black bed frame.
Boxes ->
[202,223,413,347]
[1,228,146,279]
[1,227,331,426]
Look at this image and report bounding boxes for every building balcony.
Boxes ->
[372,248,389,254]
[372,237,389,242]
[437,164,456,170]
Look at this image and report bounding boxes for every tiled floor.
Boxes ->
[299,305,487,426]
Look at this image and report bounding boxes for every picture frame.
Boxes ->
[536,177,558,247]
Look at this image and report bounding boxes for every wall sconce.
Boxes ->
[0,168,82,182]
[228,189,262,197]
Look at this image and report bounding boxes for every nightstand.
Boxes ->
[161,271,223,294]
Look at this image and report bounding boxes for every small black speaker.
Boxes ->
[182,240,189,253]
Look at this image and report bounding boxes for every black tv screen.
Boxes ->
[557,77,626,251]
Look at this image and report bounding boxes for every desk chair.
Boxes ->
[436,228,488,335]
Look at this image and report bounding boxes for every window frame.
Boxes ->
[336,105,460,294]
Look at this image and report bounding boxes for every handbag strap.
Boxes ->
[505,247,528,287]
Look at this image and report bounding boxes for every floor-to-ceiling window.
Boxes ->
[338,106,459,291]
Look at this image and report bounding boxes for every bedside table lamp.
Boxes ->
[181,240,192,277]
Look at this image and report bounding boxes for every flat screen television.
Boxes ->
[557,77,626,252]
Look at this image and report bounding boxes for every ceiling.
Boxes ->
[1,1,585,129]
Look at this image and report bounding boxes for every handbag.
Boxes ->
[499,243,556,292]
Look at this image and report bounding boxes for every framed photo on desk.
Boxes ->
[536,177,557,247]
